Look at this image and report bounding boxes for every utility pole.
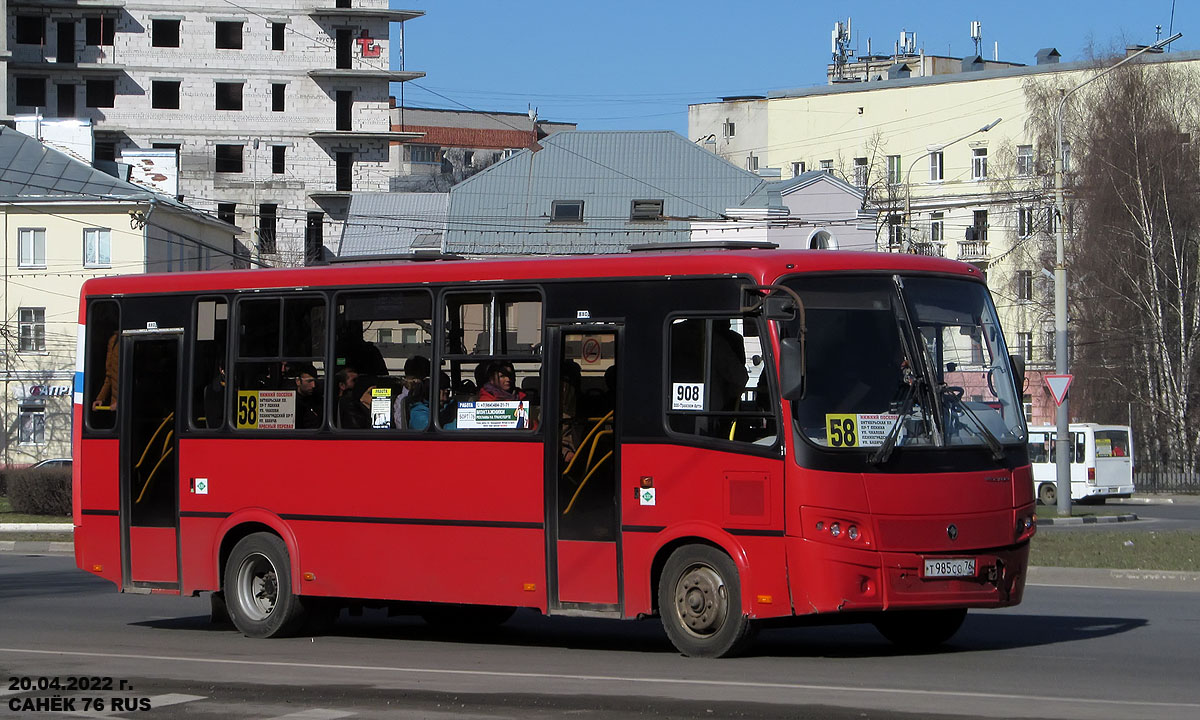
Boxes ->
[1052,32,1181,517]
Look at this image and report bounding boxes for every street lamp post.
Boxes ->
[1051,33,1180,517]
[904,118,1002,252]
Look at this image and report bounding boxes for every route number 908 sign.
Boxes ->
[671,383,704,411]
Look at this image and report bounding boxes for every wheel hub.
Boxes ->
[675,566,726,636]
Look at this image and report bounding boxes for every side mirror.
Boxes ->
[1009,353,1026,393]
[779,337,805,401]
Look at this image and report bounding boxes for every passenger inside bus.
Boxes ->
[203,363,225,429]
[391,355,431,428]
[409,373,457,430]
[291,363,322,429]
[92,331,119,411]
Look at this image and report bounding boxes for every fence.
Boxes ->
[1135,471,1200,494]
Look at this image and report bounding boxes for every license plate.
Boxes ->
[923,558,976,578]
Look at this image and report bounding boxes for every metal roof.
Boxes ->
[445,130,775,254]
[338,192,449,256]
[0,125,161,203]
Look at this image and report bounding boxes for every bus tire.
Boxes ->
[224,533,306,638]
[658,544,754,658]
[1038,483,1056,506]
[873,608,967,650]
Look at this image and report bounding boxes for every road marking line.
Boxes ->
[268,710,356,719]
[1,647,1197,712]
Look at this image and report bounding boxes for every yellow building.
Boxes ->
[689,48,1200,424]
[1,126,242,469]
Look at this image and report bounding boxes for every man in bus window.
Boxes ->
[293,363,322,429]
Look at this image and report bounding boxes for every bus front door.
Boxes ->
[119,334,182,591]
[547,327,622,613]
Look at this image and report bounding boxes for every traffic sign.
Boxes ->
[1045,374,1073,407]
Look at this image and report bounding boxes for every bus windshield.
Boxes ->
[781,274,1026,453]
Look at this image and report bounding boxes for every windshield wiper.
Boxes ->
[941,386,1005,460]
[868,380,919,465]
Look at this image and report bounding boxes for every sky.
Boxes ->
[390,0,1197,136]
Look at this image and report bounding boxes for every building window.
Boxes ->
[630,199,664,222]
[272,22,285,51]
[407,145,440,163]
[1017,144,1034,177]
[305,212,324,265]
[929,151,944,182]
[930,212,944,243]
[551,200,584,222]
[272,145,286,174]
[152,80,180,109]
[1017,332,1033,361]
[336,152,353,192]
[1023,394,1033,423]
[887,154,902,185]
[19,307,46,353]
[152,19,181,47]
[215,21,243,49]
[336,28,353,69]
[259,204,277,254]
[85,17,115,46]
[887,214,904,247]
[215,145,244,173]
[970,210,988,243]
[853,157,868,187]
[272,83,285,112]
[84,228,112,267]
[217,203,237,224]
[972,147,988,180]
[95,142,116,162]
[15,16,45,45]
[1045,206,1058,234]
[336,90,353,131]
[14,78,46,108]
[18,406,46,445]
[1016,270,1033,301]
[792,161,806,176]
[85,79,115,108]
[215,82,243,111]
[820,159,834,173]
[723,120,735,138]
[1061,141,1072,173]
[746,154,759,171]
[19,228,46,268]
[1045,331,1055,362]
[1017,207,1034,237]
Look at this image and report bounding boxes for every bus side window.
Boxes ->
[665,316,776,446]
[85,300,120,431]
[191,299,228,429]
[1027,433,1047,463]
[331,289,433,430]
[1074,432,1086,464]
[233,296,327,431]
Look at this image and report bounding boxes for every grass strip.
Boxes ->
[1031,529,1200,571]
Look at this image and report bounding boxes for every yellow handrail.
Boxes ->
[133,413,175,505]
[563,450,613,515]
[561,410,613,478]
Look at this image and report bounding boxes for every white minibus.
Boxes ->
[1027,424,1134,504]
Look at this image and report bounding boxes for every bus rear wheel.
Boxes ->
[1038,483,1057,506]
[873,608,967,650]
[657,545,754,658]
[224,533,306,638]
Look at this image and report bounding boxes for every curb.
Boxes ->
[0,540,74,555]
[1028,565,1200,592]
[0,523,73,533]
[1037,513,1138,526]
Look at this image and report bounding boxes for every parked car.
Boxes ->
[29,458,72,471]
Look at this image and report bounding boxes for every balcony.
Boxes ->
[308,69,425,82]
[910,241,945,257]
[958,239,989,262]
[309,8,424,22]
[309,129,425,142]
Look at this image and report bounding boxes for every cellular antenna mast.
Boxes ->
[970,21,982,56]
[832,18,854,81]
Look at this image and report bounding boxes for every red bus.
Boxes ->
[72,246,1035,657]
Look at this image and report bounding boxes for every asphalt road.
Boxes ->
[2,554,1199,720]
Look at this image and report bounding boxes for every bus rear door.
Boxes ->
[119,332,182,591]
[546,326,622,614]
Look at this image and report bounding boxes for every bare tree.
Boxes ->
[1029,62,1200,472]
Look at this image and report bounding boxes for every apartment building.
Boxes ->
[689,47,1200,424]
[6,0,423,266]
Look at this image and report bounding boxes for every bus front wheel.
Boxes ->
[657,545,754,658]
[224,533,306,638]
[1038,483,1057,506]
